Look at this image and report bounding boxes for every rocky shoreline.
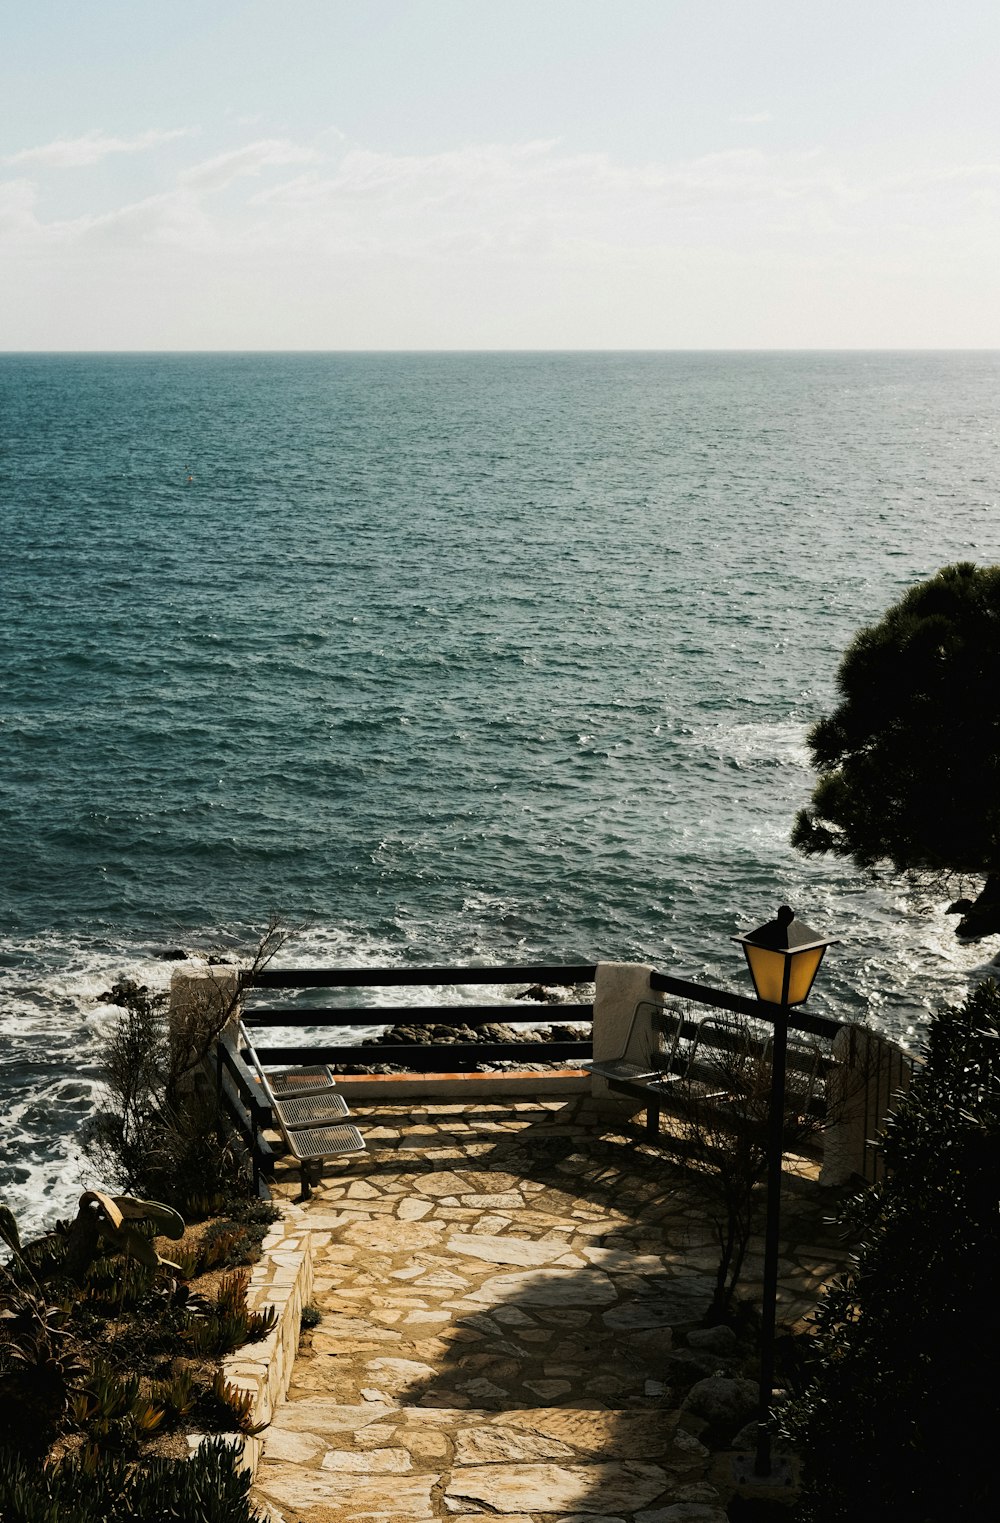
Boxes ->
[340,983,593,1074]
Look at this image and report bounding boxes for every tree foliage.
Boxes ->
[792,562,1000,878]
[783,979,1000,1521]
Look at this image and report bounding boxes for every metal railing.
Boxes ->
[210,959,919,1190]
[239,962,597,1069]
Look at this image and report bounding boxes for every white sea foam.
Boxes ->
[0,923,566,1240]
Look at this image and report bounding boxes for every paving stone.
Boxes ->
[468,1269,617,1307]
[461,1192,526,1210]
[273,1400,395,1432]
[340,1220,446,1252]
[255,1467,434,1517]
[490,1306,537,1326]
[454,1425,576,1464]
[524,1377,573,1396]
[365,1357,439,1385]
[354,1424,398,1448]
[636,1508,728,1523]
[258,1427,325,1464]
[398,1198,434,1221]
[583,1249,674,1272]
[448,1517,534,1523]
[445,1461,669,1513]
[396,1428,451,1462]
[469,1213,512,1233]
[501,1409,675,1460]
[320,1447,412,1473]
[447,1233,564,1267]
[457,1377,510,1400]
[313,1323,402,1348]
[415,1172,470,1196]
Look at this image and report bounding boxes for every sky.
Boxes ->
[2,0,999,350]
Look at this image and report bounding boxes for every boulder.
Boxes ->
[955,873,1000,940]
[686,1324,738,1356]
[680,1375,758,1430]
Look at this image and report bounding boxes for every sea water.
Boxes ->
[2,350,999,1236]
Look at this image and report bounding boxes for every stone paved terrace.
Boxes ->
[251,1091,850,1523]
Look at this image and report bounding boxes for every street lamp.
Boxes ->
[732,905,837,1479]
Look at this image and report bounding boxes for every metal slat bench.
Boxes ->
[584,1001,704,1137]
[239,1023,365,1198]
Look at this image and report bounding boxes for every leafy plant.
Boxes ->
[153,1367,198,1422]
[72,1359,166,1452]
[82,919,291,1210]
[0,1435,270,1523]
[182,1269,277,1357]
[792,561,1000,936]
[0,1282,87,1455]
[210,1370,267,1435]
[783,980,1000,1520]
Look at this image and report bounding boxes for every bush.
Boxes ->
[0,1436,268,1523]
[783,980,1000,1521]
[82,921,290,1211]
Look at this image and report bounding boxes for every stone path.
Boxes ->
[252,1094,847,1523]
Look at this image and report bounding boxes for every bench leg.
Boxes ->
[645,1102,661,1139]
[298,1161,322,1202]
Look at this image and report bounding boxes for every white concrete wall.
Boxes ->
[591,963,663,1097]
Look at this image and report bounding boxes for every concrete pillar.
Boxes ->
[169,965,241,1089]
[821,1023,917,1187]
[591,963,663,1099]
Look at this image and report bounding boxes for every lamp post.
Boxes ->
[733,905,837,1479]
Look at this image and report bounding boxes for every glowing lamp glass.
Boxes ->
[734,906,836,1009]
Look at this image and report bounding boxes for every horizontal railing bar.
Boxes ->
[649,971,842,1038]
[661,1016,833,1076]
[242,1003,593,1028]
[246,964,598,991]
[251,1041,592,1069]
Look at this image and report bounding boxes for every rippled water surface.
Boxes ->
[2,350,999,1233]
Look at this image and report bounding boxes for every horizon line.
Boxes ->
[2,346,999,357]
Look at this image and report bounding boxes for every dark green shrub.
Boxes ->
[783,979,1000,1521]
[0,1286,87,1457]
[0,1435,269,1522]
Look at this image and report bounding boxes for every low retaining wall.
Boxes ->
[330,1068,590,1100]
[187,1202,313,1479]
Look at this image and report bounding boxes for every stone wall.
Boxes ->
[188,1202,313,1478]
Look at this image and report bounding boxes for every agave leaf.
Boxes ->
[78,1191,124,1231]
[98,1225,160,1269]
[113,1196,186,1241]
[0,1204,21,1255]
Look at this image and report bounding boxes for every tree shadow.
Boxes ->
[285,1093,746,1519]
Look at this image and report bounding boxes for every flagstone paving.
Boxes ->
[253,1094,848,1523]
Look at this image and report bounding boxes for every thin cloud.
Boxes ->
[178,138,323,193]
[731,112,773,126]
[4,128,194,170]
[4,134,996,269]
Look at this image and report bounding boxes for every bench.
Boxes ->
[587,1003,827,1143]
[238,1023,366,1199]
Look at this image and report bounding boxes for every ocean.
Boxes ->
[2,349,999,1237]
